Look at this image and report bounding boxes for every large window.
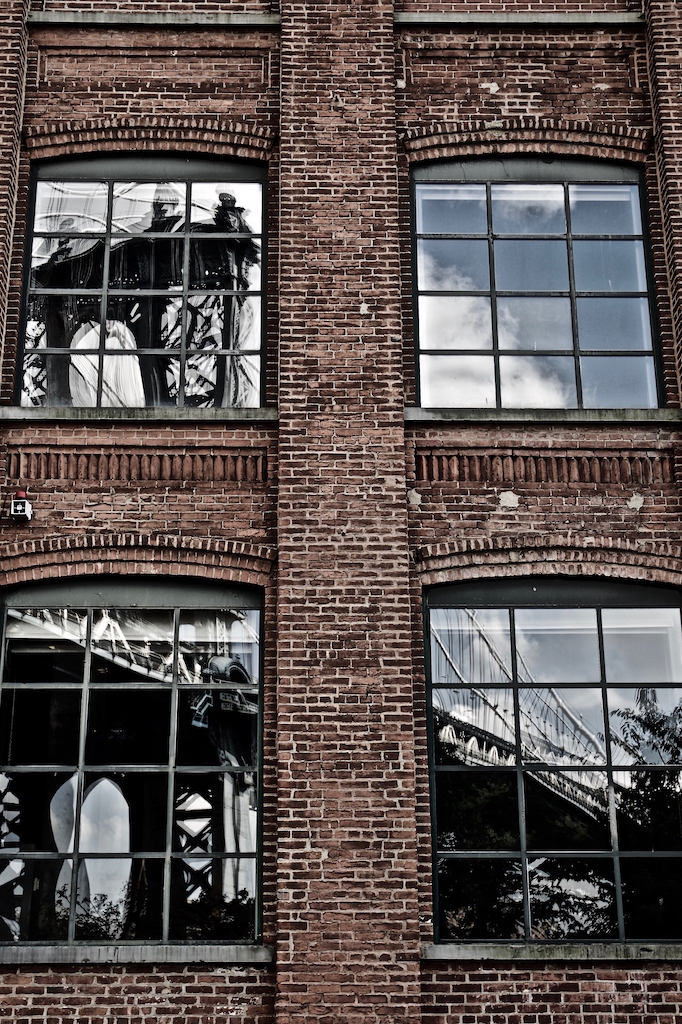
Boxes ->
[414,159,659,409]
[427,578,682,943]
[0,580,262,946]
[20,157,264,409]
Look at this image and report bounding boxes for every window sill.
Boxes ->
[0,407,278,424]
[423,942,682,961]
[0,943,274,965]
[405,407,682,425]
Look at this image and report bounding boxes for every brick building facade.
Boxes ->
[1,0,682,1021]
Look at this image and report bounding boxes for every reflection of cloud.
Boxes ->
[500,356,575,408]
[421,354,495,407]
[418,252,481,292]
[420,296,491,350]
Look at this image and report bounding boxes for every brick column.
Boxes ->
[275,0,422,1019]
[645,0,682,403]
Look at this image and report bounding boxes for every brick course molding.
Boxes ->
[7,446,269,484]
[415,446,675,486]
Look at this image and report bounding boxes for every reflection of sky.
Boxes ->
[602,609,682,683]
[419,296,492,350]
[515,609,600,684]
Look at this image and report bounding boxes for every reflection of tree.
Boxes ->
[438,858,523,940]
[613,688,682,851]
[170,879,255,941]
[528,861,616,939]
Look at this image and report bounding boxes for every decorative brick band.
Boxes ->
[0,533,277,586]
[7,447,268,485]
[23,116,275,162]
[401,118,652,162]
[415,447,674,487]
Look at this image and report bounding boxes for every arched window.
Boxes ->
[19,156,265,409]
[413,159,660,410]
[0,578,262,946]
[427,577,682,943]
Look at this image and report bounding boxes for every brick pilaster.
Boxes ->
[275,0,421,1019]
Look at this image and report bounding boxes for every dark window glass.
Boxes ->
[428,580,682,942]
[20,165,264,410]
[415,173,658,409]
[0,596,261,945]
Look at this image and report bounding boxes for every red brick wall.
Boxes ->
[1,0,682,1021]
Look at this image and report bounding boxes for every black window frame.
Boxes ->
[18,155,267,411]
[0,577,264,949]
[426,577,682,944]
[412,158,663,411]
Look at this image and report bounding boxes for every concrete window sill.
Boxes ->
[0,943,274,965]
[423,942,682,961]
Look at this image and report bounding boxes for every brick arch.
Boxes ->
[400,117,652,164]
[415,533,682,589]
[0,532,276,590]
[23,115,276,163]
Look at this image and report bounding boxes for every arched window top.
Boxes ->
[19,155,266,411]
[412,158,661,412]
[0,578,262,948]
[427,576,682,945]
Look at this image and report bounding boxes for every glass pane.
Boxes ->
[492,184,566,235]
[23,295,103,352]
[0,858,70,940]
[111,182,186,233]
[435,771,520,850]
[178,610,260,687]
[30,237,105,290]
[72,352,148,408]
[429,608,512,685]
[81,773,168,853]
[0,772,75,852]
[621,857,682,940]
[580,355,657,409]
[4,607,87,684]
[34,181,108,235]
[577,297,652,351]
[74,857,163,940]
[518,688,606,766]
[0,690,81,766]
[420,354,495,408]
[499,355,577,408]
[528,858,617,939]
[416,184,487,235]
[169,856,256,940]
[515,609,601,683]
[573,240,647,293]
[184,353,261,410]
[90,609,173,685]
[417,239,489,291]
[432,688,516,766]
[494,240,569,292]
[109,237,184,289]
[190,182,262,235]
[525,770,610,850]
[497,297,573,351]
[85,691,171,765]
[189,238,261,292]
[437,857,524,940]
[187,294,261,352]
[418,296,492,350]
[174,773,257,854]
[177,690,259,768]
[608,687,682,766]
[569,184,642,236]
[603,609,682,683]
[105,296,180,350]
[615,769,682,849]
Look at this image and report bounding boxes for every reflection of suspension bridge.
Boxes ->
[7,607,258,686]
[431,611,610,819]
